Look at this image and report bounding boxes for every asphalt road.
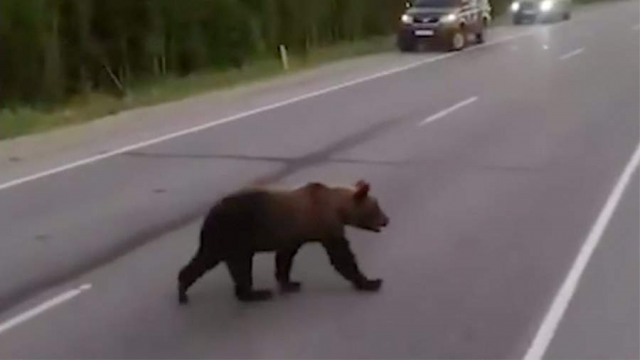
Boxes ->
[0,2,638,359]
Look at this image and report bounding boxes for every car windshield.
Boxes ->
[413,0,458,8]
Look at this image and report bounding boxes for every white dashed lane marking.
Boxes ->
[0,284,92,336]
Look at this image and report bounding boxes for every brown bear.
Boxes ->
[177,180,389,303]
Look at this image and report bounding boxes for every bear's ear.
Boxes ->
[354,180,370,200]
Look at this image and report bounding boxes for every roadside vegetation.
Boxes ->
[0,36,392,140]
[0,0,402,140]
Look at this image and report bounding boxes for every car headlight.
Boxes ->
[510,2,521,12]
[440,13,457,23]
[540,0,554,12]
[401,14,413,24]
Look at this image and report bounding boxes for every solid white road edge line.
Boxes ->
[523,143,640,360]
[0,284,92,336]
[0,30,535,193]
[418,97,479,126]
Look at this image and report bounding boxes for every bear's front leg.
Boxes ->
[322,238,383,292]
[226,255,273,302]
[275,244,303,293]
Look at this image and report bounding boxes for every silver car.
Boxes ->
[397,0,493,52]
[510,0,572,24]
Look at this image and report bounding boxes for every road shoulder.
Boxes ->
[545,171,640,360]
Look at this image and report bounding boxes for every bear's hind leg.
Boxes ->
[226,255,273,302]
[178,252,221,305]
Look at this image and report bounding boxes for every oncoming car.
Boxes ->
[510,0,572,24]
[397,0,492,52]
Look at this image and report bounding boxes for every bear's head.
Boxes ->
[344,180,389,233]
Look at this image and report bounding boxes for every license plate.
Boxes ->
[415,29,434,36]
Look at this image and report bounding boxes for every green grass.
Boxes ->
[0,36,393,141]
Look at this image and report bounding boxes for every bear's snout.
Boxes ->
[370,215,389,232]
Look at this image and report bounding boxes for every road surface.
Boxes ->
[0,2,638,359]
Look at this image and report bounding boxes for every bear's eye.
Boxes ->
[366,202,378,215]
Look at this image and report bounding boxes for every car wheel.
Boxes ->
[563,11,571,20]
[398,39,416,52]
[398,41,416,52]
[399,44,416,52]
[450,28,466,51]
[476,25,485,44]
[513,16,523,25]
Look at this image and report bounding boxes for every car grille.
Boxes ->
[413,16,440,24]
[520,2,537,11]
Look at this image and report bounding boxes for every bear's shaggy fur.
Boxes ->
[177,180,389,303]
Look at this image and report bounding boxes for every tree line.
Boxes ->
[0,0,406,107]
